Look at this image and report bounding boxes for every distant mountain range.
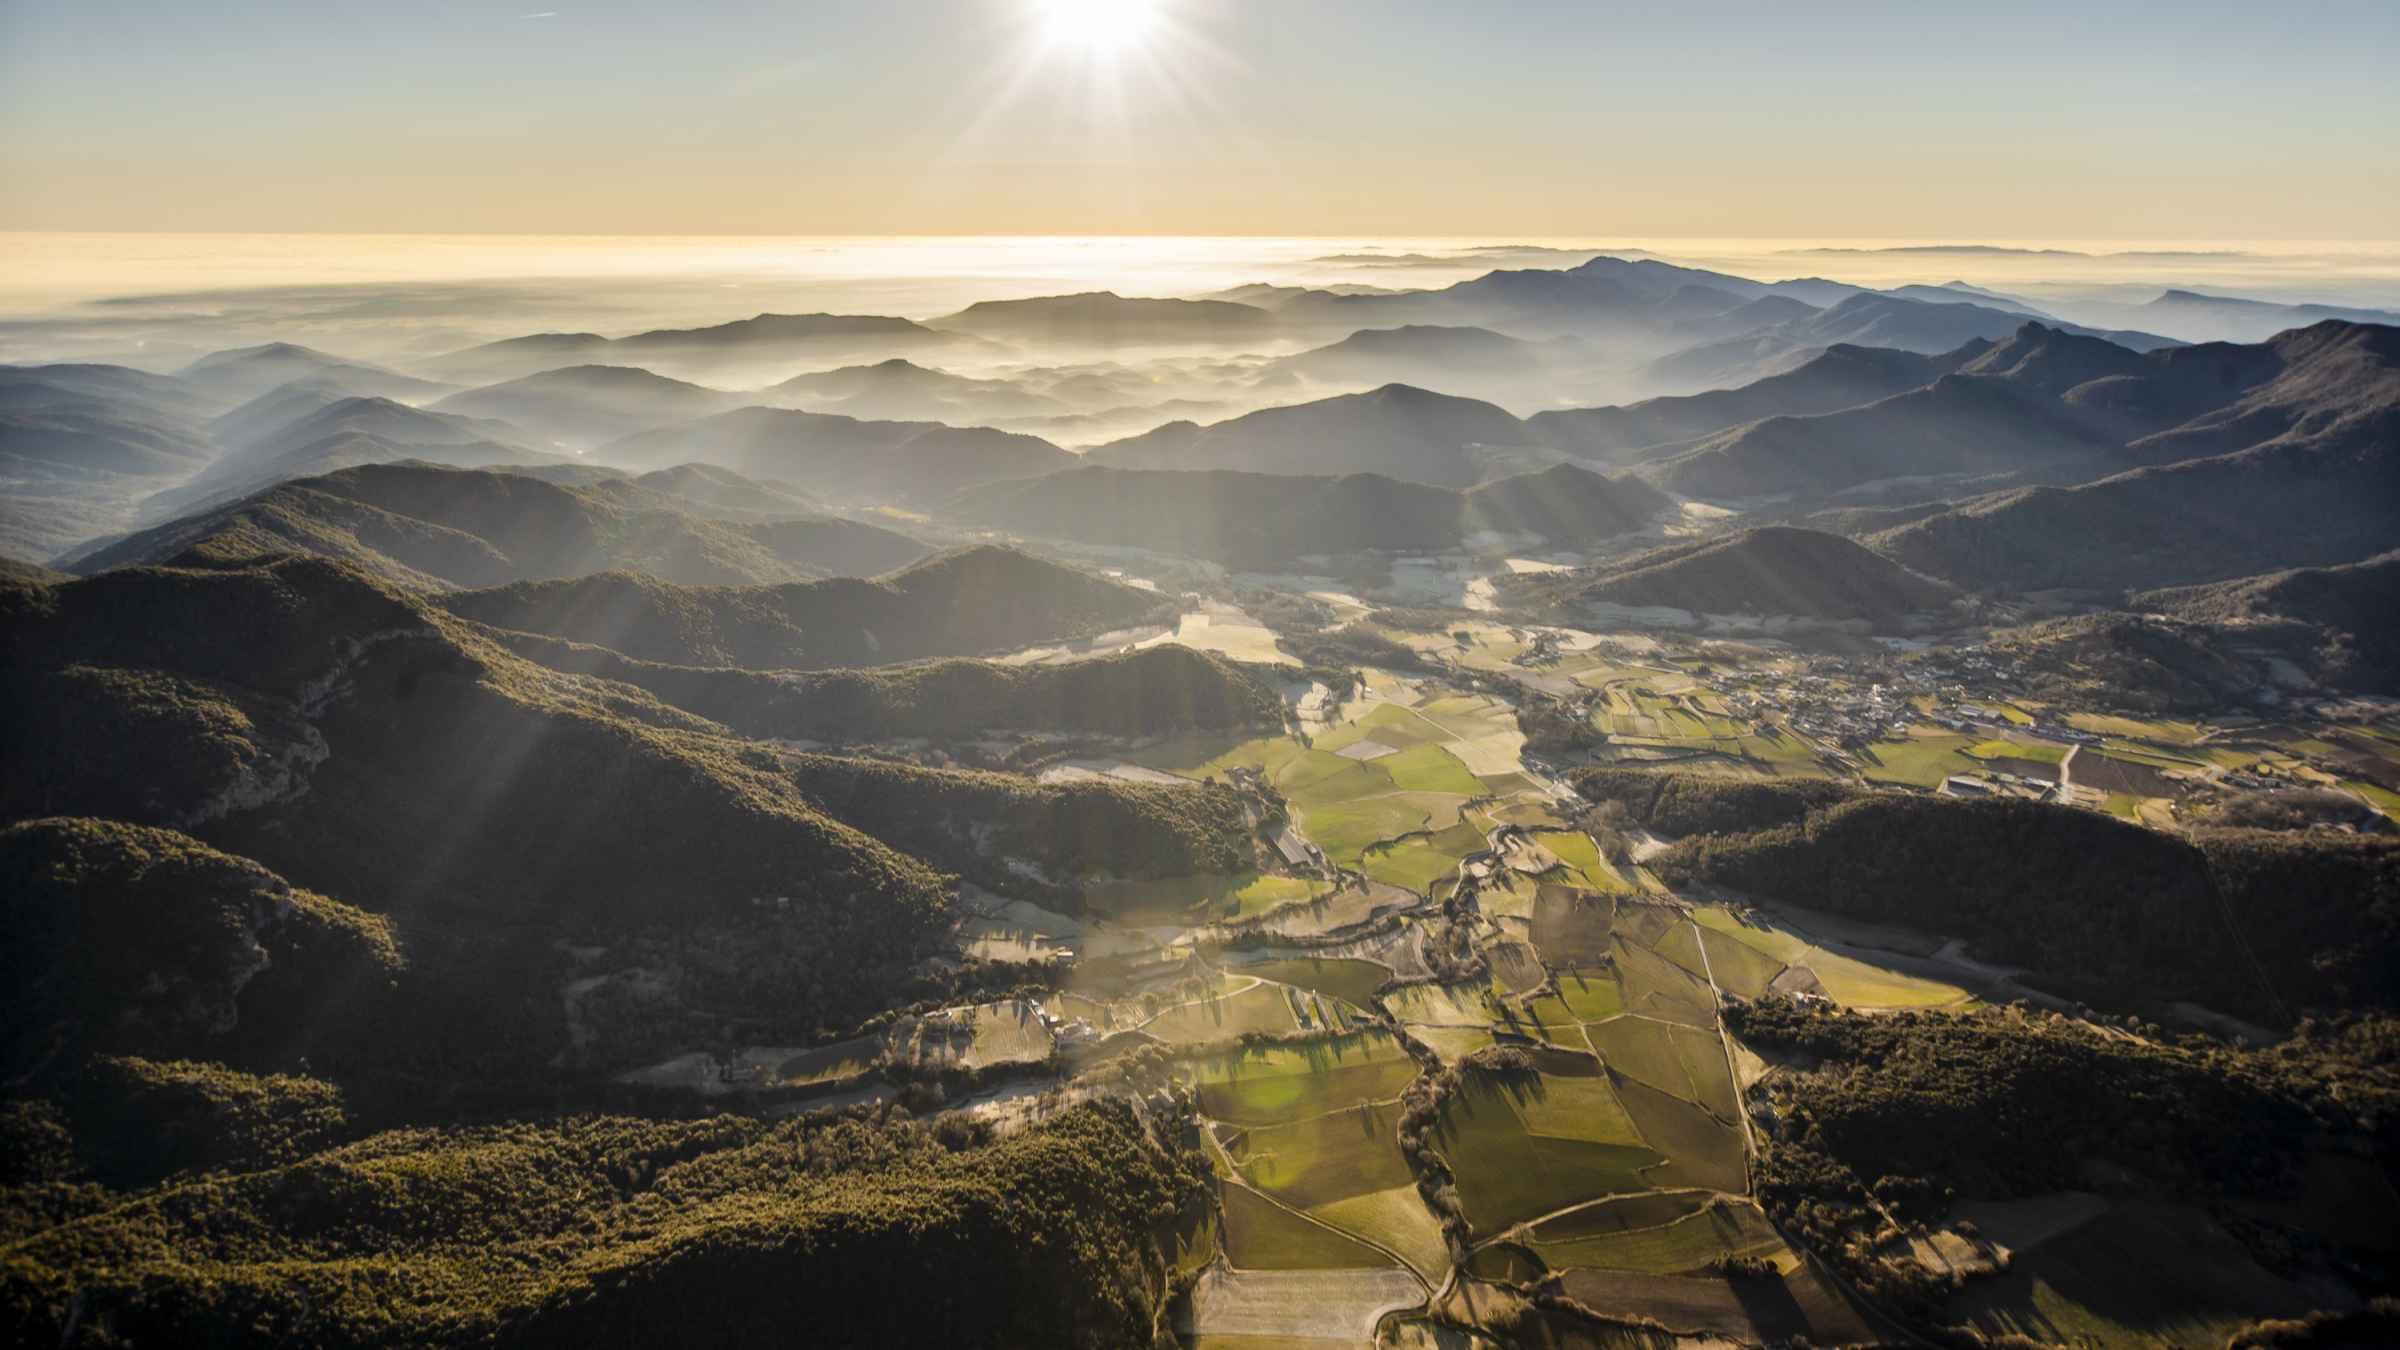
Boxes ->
[435,544,1171,669]
[954,461,1669,567]
[65,462,928,589]
[1526,344,1973,463]
[179,343,451,406]
[421,313,980,384]
[766,358,1067,424]
[1866,322,2400,593]
[1503,526,1957,625]
[930,292,1277,346]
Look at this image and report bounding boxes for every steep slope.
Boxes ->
[597,405,1074,505]
[953,462,1666,565]
[1086,383,1540,487]
[68,462,901,589]
[0,553,961,1061]
[1869,322,2400,592]
[1527,343,1971,462]
[931,291,1276,344]
[2130,550,2400,692]
[434,544,1173,669]
[1504,526,1956,624]
[432,366,743,449]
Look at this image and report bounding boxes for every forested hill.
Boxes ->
[435,544,1173,669]
[1651,789,2400,1023]
[484,631,1287,741]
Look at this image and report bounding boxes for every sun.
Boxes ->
[1037,0,1160,57]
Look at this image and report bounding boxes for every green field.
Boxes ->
[1386,982,1499,1026]
[1191,1033,1419,1126]
[1554,968,1626,1021]
[1142,982,1303,1045]
[1529,1191,1710,1242]
[1693,926,1787,998]
[2066,713,2207,745]
[1588,1016,1696,1102]
[1964,738,2068,765]
[1233,1101,1417,1210]
[1613,1076,1747,1194]
[1859,729,1981,788]
[1084,872,1331,923]
[1220,1182,1392,1270]
[1310,1185,1452,1283]
[1535,829,1632,892]
[1439,1077,1663,1232]
[1531,1198,1785,1275]
[1378,741,1486,794]
[1241,956,1393,1007]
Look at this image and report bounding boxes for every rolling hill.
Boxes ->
[482,636,1286,742]
[433,544,1173,669]
[1085,383,1541,487]
[431,366,744,449]
[1526,344,1976,463]
[1,364,224,562]
[1503,525,1957,624]
[65,462,927,589]
[145,396,557,518]
[954,461,1667,566]
[599,404,1075,504]
[766,358,1065,423]
[179,343,449,405]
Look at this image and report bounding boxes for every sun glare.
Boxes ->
[1038,0,1158,56]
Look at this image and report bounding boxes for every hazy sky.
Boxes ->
[4,0,2396,238]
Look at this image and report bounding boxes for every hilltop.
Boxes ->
[767,358,1066,423]
[434,544,1173,668]
[1086,383,1540,487]
[1503,526,1956,625]
[954,461,1667,566]
[66,461,925,589]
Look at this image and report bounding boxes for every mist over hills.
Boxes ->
[431,365,745,449]
[179,343,451,405]
[954,460,1669,566]
[599,405,1075,504]
[931,291,1277,345]
[66,462,928,590]
[433,544,1171,669]
[1086,382,1543,487]
[766,358,1068,423]
[422,312,979,384]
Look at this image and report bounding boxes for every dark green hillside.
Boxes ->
[953,462,1664,567]
[2138,550,2400,691]
[786,752,1257,907]
[489,632,1285,741]
[1505,526,1956,624]
[437,544,1171,669]
[69,462,877,589]
[1729,999,2398,1333]
[1,818,400,1084]
[1,1098,1209,1349]
[1656,793,2400,1023]
[2,556,959,1063]
[1570,767,1860,836]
